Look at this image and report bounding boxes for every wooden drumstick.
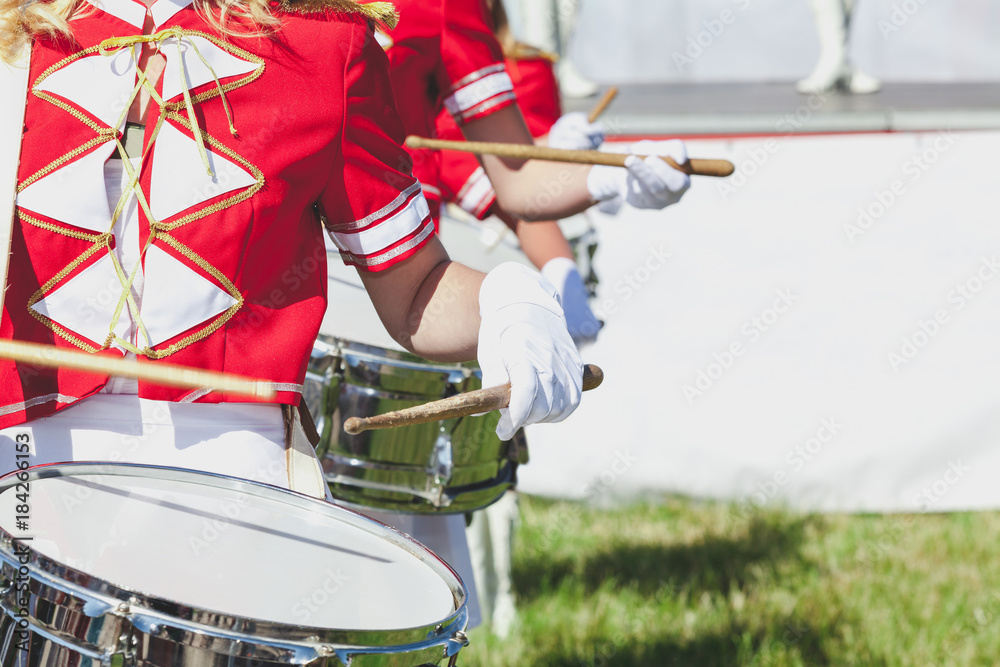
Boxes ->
[588,86,619,123]
[0,339,277,399]
[404,136,734,177]
[344,364,604,435]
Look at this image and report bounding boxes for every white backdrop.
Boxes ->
[500,130,1000,513]
[508,0,1000,83]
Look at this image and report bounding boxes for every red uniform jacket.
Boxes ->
[1,0,432,426]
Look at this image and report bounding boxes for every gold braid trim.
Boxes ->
[277,0,399,29]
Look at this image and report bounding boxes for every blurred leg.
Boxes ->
[554,0,598,98]
[517,0,558,52]
[796,0,848,94]
[486,490,519,638]
[798,0,879,94]
[465,509,496,627]
[841,0,881,94]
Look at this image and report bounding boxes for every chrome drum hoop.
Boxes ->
[0,463,469,667]
[306,336,528,515]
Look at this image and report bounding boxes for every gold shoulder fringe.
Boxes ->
[278,0,399,29]
[506,42,559,64]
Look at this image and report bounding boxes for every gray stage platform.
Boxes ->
[563,82,1000,136]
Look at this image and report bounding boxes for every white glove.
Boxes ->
[547,111,606,151]
[586,139,691,211]
[478,262,584,440]
[541,257,601,345]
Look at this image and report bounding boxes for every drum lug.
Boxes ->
[445,630,469,666]
[427,427,454,492]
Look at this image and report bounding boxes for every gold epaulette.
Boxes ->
[505,42,559,64]
[277,0,398,29]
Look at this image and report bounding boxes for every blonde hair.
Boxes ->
[0,0,397,64]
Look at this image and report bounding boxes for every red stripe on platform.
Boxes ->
[611,128,975,141]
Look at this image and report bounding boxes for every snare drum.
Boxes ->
[312,240,528,516]
[0,463,469,666]
[305,334,528,515]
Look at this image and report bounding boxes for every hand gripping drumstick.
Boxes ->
[588,86,619,123]
[0,339,276,400]
[344,364,604,435]
[404,136,735,178]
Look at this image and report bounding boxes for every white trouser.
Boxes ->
[0,395,326,497]
[465,490,518,636]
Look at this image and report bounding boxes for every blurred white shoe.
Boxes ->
[797,0,880,95]
[843,67,881,94]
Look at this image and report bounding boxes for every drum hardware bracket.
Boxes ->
[427,426,455,491]
[446,630,469,666]
[0,596,119,664]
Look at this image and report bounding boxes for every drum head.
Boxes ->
[0,464,463,633]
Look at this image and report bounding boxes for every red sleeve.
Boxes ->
[321,21,435,272]
[506,57,563,137]
[434,108,496,219]
[439,0,517,125]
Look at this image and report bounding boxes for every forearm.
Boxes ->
[516,220,575,270]
[360,237,482,363]
[402,260,483,362]
[463,106,595,221]
[492,207,574,270]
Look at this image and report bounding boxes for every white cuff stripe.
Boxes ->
[326,181,423,234]
[454,92,518,123]
[444,72,514,118]
[329,193,431,257]
[459,169,496,215]
[341,220,435,268]
[449,63,507,93]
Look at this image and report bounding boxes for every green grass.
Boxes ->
[459,495,1000,666]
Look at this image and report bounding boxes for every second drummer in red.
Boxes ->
[434,0,606,345]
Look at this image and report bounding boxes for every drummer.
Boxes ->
[342,0,690,631]
[365,0,692,232]
[434,0,607,345]
[0,0,586,500]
